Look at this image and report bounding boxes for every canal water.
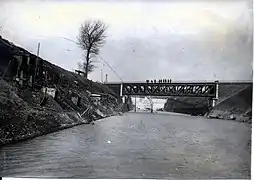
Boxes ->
[0,112,251,178]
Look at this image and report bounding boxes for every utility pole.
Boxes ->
[101,69,103,83]
[105,74,108,83]
[34,42,40,86]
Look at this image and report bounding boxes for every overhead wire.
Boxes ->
[98,54,124,83]
[56,36,124,83]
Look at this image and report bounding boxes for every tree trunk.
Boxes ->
[85,48,90,78]
[85,65,88,78]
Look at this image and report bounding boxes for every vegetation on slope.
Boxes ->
[0,36,122,146]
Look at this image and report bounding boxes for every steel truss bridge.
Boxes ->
[105,82,219,98]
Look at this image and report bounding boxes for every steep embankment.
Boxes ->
[0,36,123,146]
[0,79,122,146]
[208,85,252,123]
[216,83,251,104]
[164,82,252,119]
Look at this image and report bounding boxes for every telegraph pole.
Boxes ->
[34,42,40,86]
[101,69,103,83]
[105,74,108,83]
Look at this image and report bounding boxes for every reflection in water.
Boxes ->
[0,113,251,178]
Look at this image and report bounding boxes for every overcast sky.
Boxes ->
[0,0,252,82]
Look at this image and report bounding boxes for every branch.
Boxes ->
[77,20,107,76]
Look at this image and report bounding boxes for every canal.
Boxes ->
[0,112,251,178]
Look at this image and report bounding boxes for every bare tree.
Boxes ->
[77,20,107,78]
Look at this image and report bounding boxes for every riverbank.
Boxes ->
[207,85,252,124]
[0,77,123,146]
[0,36,124,146]
[163,82,252,123]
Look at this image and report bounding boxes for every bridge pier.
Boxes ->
[120,83,123,97]
[122,96,125,103]
[134,96,137,112]
[146,96,154,113]
[122,95,132,111]
[212,99,217,107]
[211,80,219,107]
[207,81,219,108]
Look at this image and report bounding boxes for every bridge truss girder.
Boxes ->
[122,83,216,97]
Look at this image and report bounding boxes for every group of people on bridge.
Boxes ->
[146,79,172,83]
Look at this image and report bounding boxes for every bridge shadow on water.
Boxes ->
[171,107,209,116]
[127,110,202,117]
[128,106,209,117]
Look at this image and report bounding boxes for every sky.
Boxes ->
[0,0,252,82]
